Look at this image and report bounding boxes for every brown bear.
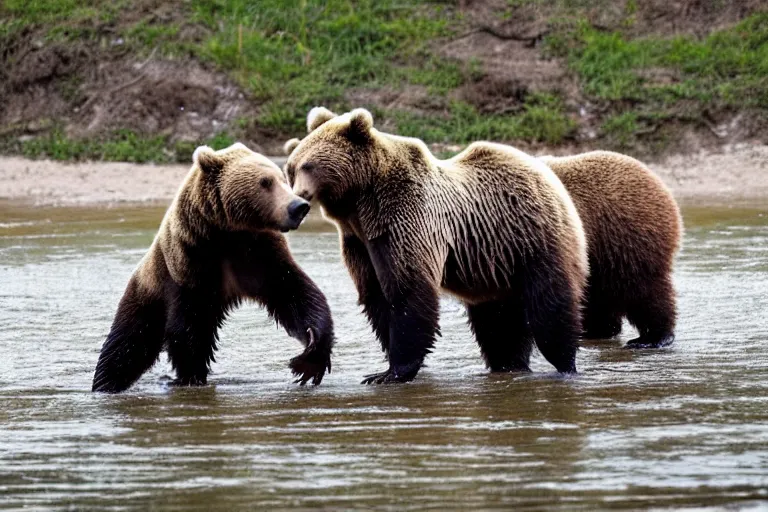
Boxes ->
[540,152,683,347]
[92,143,334,393]
[284,108,588,384]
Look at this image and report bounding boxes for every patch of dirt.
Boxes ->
[454,75,528,114]
[343,85,445,131]
[1,40,258,147]
[459,0,765,38]
[0,0,266,150]
[442,31,578,116]
[623,0,766,37]
[75,59,254,144]
[1,44,82,134]
[344,85,439,114]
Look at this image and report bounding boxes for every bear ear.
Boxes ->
[228,142,251,152]
[283,138,301,156]
[345,108,374,141]
[193,145,223,173]
[307,107,338,132]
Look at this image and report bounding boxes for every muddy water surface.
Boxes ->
[0,202,767,510]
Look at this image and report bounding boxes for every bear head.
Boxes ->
[193,142,310,233]
[283,108,379,208]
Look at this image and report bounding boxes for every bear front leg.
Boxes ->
[362,236,440,384]
[341,234,390,354]
[164,283,228,387]
[92,276,167,393]
[232,232,334,385]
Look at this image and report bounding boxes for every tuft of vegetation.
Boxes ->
[600,111,639,148]
[393,93,575,145]
[0,129,237,164]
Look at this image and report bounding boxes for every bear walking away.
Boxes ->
[284,108,588,383]
[92,143,334,393]
[541,152,683,347]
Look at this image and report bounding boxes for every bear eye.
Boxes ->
[301,162,315,174]
[259,177,273,189]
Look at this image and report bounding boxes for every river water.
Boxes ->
[0,202,766,510]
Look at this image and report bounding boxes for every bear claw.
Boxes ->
[361,369,395,384]
[289,352,330,386]
[170,376,208,387]
[289,329,331,386]
[361,367,418,384]
[625,333,675,349]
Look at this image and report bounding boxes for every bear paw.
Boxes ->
[361,369,394,385]
[361,364,419,385]
[170,375,208,387]
[289,328,332,386]
[625,332,675,349]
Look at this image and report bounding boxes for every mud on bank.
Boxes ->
[1,143,766,209]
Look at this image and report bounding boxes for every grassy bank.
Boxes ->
[1,1,766,162]
[551,12,768,148]
[0,129,236,163]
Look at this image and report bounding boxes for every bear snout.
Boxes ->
[282,198,311,231]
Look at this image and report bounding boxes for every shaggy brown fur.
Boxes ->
[284,108,587,383]
[92,143,334,393]
[541,152,683,347]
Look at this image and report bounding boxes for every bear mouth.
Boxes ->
[279,218,303,232]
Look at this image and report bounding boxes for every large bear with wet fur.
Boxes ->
[92,143,334,393]
[284,108,588,383]
[540,152,682,347]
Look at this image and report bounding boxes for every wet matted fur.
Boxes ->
[541,152,683,348]
[92,143,334,393]
[284,108,588,383]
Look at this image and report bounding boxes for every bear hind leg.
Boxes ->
[165,287,229,386]
[625,274,676,349]
[581,289,623,339]
[523,268,581,374]
[92,279,166,393]
[466,298,533,372]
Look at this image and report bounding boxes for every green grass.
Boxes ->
[600,111,639,148]
[2,129,237,163]
[0,0,187,57]
[190,0,465,134]
[3,0,105,23]
[393,93,575,145]
[1,0,129,41]
[554,12,768,110]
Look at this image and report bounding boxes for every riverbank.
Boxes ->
[1,143,767,207]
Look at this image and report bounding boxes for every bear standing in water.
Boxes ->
[92,143,334,393]
[284,108,588,383]
[541,152,682,348]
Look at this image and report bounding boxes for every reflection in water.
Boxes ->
[0,202,767,509]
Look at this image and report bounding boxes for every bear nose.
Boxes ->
[288,198,311,222]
